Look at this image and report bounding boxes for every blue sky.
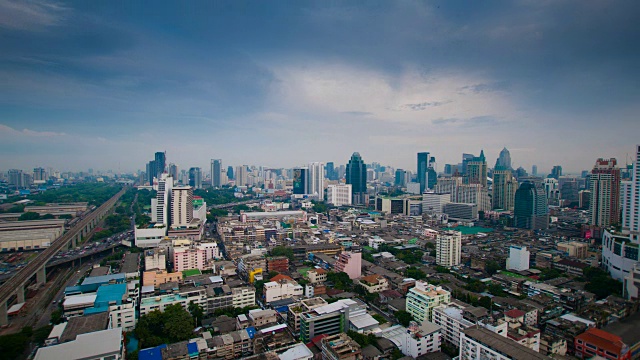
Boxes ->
[1,0,639,174]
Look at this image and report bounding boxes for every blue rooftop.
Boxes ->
[82,273,126,286]
[84,283,127,315]
[187,342,198,355]
[138,344,167,360]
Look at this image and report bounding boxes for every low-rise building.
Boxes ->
[357,274,389,293]
[459,326,551,360]
[406,280,451,323]
[378,321,442,358]
[307,268,328,284]
[321,333,363,360]
[264,279,303,304]
[557,241,589,259]
[574,328,631,360]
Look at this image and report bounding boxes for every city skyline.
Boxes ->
[1,1,639,172]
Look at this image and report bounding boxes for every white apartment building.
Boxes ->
[436,230,461,267]
[327,184,352,206]
[378,322,442,358]
[140,290,208,316]
[109,302,137,331]
[171,186,193,227]
[433,303,509,348]
[144,249,166,271]
[507,245,530,271]
[308,162,325,201]
[406,281,451,323]
[151,174,173,226]
[197,242,220,260]
[459,326,550,360]
[264,280,304,303]
[232,287,256,308]
[307,268,328,284]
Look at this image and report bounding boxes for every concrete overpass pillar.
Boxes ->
[37,267,46,285]
[0,302,7,327]
[16,284,25,304]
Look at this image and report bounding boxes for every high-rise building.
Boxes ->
[308,162,324,200]
[151,174,173,226]
[325,162,335,181]
[406,281,451,323]
[514,181,549,230]
[155,151,166,176]
[146,161,155,184]
[589,158,621,227]
[7,169,24,189]
[227,166,234,180]
[417,152,430,194]
[327,184,352,206]
[171,186,194,227]
[496,147,512,169]
[622,145,640,237]
[422,192,451,215]
[395,169,406,187]
[33,167,47,182]
[235,166,247,186]
[464,151,487,188]
[346,152,367,205]
[292,167,308,195]
[507,246,530,271]
[210,159,222,187]
[436,231,461,267]
[532,165,538,176]
[550,165,562,179]
[168,163,178,182]
[188,167,202,189]
[492,167,517,210]
[461,153,475,176]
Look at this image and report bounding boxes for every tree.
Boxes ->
[478,296,492,310]
[487,283,505,297]
[135,304,196,348]
[312,201,328,214]
[485,260,502,275]
[18,212,40,221]
[188,302,204,327]
[50,309,64,324]
[395,310,413,326]
[326,271,353,290]
[270,246,294,262]
[404,267,426,280]
[41,213,55,219]
[435,266,451,273]
[583,267,622,299]
[164,304,195,342]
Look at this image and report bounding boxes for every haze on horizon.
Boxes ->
[1,0,639,174]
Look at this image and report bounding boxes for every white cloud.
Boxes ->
[0,124,66,137]
[0,0,68,31]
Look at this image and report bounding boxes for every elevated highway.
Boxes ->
[0,186,126,326]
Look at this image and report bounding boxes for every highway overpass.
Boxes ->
[0,186,126,326]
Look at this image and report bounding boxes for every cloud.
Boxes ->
[0,0,68,31]
[341,111,373,116]
[0,124,66,137]
[402,100,452,111]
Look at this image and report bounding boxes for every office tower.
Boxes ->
[560,179,579,204]
[292,167,308,195]
[33,167,47,182]
[171,186,193,227]
[579,190,591,209]
[151,174,173,226]
[308,162,325,200]
[327,184,352,206]
[622,145,640,237]
[188,167,202,189]
[589,158,621,227]
[422,192,451,215]
[464,151,487,188]
[496,147,512,169]
[550,165,562,179]
[427,157,437,190]
[444,164,454,175]
[7,169,23,189]
[461,153,475,176]
[211,159,222,187]
[325,162,335,181]
[532,165,538,176]
[155,151,166,176]
[436,230,461,267]
[147,160,156,184]
[492,167,517,210]
[168,163,178,182]
[455,184,491,212]
[346,152,367,205]
[395,169,406,187]
[514,181,549,230]
[417,152,430,194]
[235,165,247,186]
[406,281,451,323]
[227,166,234,180]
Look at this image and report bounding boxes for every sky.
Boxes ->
[1,0,639,175]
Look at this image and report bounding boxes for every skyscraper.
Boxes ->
[492,167,517,210]
[436,231,462,267]
[171,186,193,227]
[325,162,335,181]
[464,151,487,188]
[496,147,512,169]
[33,167,47,182]
[589,158,621,227]
[168,163,178,181]
[550,165,563,179]
[293,167,309,195]
[395,169,405,187]
[532,165,538,176]
[622,145,640,238]
[235,166,247,186]
[188,167,202,189]
[346,152,367,205]
[7,169,23,189]
[155,151,166,176]
[417,152,430,194]
[308,162,325,200]
[514,181,549,230]
[227,166,234,180]
[211,159,222,187]
[147,160,156,184]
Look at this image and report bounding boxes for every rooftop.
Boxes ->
[463,326,551,360]
[35,328,122,360]
[59,312,110,343]
[576,328,628,355]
